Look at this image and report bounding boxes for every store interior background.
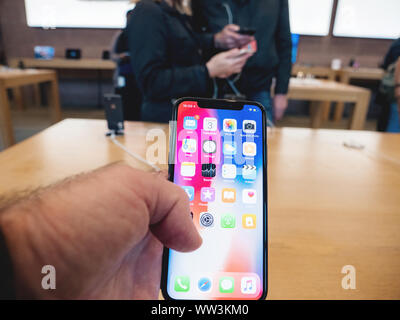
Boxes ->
[0,0,396,149]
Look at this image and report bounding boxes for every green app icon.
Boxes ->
[219,277,234,293]
[174,276,190,292]
[221,214,236,228]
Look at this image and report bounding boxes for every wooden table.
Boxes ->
[9,58,117,110]
[292,65,336,81]
[9,58,117,71]
[287,78,371,130]
[0,68,62,148]
[335,67,385,122]
[0,119,399,299]
[291,66,338,121]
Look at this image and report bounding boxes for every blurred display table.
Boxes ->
[0,68,62,148]
[9,58,117,109]
[0,119,399,299]
[9,58,116,71]
[287,78,371,130]
[292,65,336,80]
[334,67,385,122]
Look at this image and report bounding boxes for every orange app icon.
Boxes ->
[222,188,236,203]
[242,214,256,229]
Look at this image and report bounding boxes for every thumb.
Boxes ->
[227,24,240,31]
[147,175,202,252]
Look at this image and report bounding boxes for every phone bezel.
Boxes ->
[161,97,268,300]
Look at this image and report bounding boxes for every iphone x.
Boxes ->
[162,98,267,300]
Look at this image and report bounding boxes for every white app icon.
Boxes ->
[181,162,196,177]
[222,164,237,179]
[223,119,237,132]
[182,139,196,153]
[202,139,217,154]
[203,117,218,131]
[243,142,257,157]
[242,189,257,204]
[241,277,257,294]
[243,120,256,134]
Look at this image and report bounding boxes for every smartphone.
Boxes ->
[237,27,256,36]
[162,98,267,300]
[104,94,124,134]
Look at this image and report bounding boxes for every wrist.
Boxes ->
[0,199,52,299]
[213,33,222,50]
[206,61,216,78]
[0,212,17,299]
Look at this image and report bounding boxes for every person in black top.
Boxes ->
[380,38,400,132]
[112,9,143,121]
[127,0,254,123]
[191,0,292,123]
[383,38,400,70]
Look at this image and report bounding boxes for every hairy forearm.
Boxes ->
[0,164,148,298]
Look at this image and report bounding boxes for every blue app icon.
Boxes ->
[182,186,195,201]
[184,116,197,130]
[223,141,237,155]
[198,277,212,292]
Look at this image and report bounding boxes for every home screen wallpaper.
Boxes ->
[167,100,265,300]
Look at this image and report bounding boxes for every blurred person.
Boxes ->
[379,37,400,132]
[0,164,201,299]
[111,9,143,121]
[394,57,400,128]
[127,0,254,123]
[191,0,292,123]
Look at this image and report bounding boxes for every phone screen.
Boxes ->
[164,99,267,300]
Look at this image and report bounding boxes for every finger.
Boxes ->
[229,53,253,64]
[237,37,254,47]
[148,176,202,252]
[223,48,241,58]
[226,24,240,32]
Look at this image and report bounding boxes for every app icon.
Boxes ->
[242,214,257,229]
[222,164,237,179]
[174,276,190,292]
[242,189,257,204]
[184,116,197,130]
[219,277,234,293]
[243,120,256,134]
[203,117,218,131]
[222,188,236,203]
[202,139,217,154]
[201,187,215,202]
[182,139,197,153]
[241,277,257,294]
[200,212,214,228]
[223,119,237,132]
[223,141,237,156]
[198,277,212,292]
[242,165,256,180]
[182,186,195,201]
[221,214,236,228]
[243,142,257,157]
[202,164,216,177]
[181,162,196,177]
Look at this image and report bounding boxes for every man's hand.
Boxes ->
[274,94,288,121]
[206,48,253,79]
[0,164,201,299]
[214,24,254,50]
